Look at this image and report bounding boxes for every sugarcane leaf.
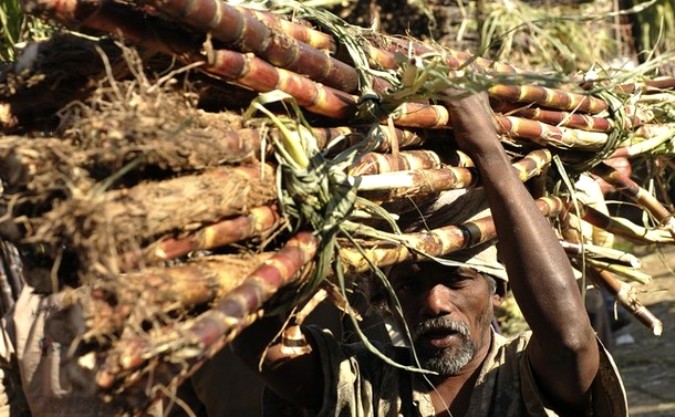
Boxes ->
[554,155,588,290]
[244,92,309,169]
[337,231,433,375]
[351,198,402,234]
[585,259,653,285]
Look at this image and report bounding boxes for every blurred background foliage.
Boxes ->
[328,0,673,75]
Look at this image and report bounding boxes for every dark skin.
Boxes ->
[233,92,599,416]
[389,263,500,416]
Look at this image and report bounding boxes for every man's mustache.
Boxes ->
[413,317,470,340]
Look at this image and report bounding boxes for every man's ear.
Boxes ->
[492,292,503,308]
[492,283,508,308]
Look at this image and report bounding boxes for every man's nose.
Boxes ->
[421,283,453,318]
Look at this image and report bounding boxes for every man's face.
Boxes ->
[389,262,497,376]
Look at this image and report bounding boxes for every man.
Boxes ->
[234,91,628,416]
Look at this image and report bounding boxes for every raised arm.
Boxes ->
[444,92,599,413]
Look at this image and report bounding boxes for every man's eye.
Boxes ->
[446,275,470,288]
[457,267,480,278]
[449,267,480,285]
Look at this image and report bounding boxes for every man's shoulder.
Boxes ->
[493,329,532,352]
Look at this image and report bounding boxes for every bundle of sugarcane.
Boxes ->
[1,0,674,412]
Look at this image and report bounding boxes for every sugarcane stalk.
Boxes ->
[608,125,675,158]
[316,125,468,157]
[354,148,550,201]
[1,128,265,195]
[584,266,663,336]
[356,166,478,200]
[491,101,622,132]
[579,205,674,244]
[364,33,524,75]
[117,123,433,165]
[25,0,629,137]
[582,76,675,94]
[488,84,607,114]
[89,127,268,169]
[361,43,399,71]
[348,148,475,176]
[340,196,564,273]
[305,126,358,152]
[151,0,544,99]
[158,0,606,123]
[280,287,328,356]
[21,0,198,57]
[21,0,621,130]
[95,232,318,389]
[392,103,608,150]
[124,206,281,269]
[557,199,580,236]
[349,150,443,176]
[352,125,440,153]
[146,0,373,93]
[267,22,519,75]
[355,36,605,122]
[494,115,608,149]
[391,103,608,149]
[308,125,440,154]
[636,93,675,105]
[614,77,675,94]
[557,203,641,284]
[99,128,261,167]
[234,6,336,52]
[583,259,651,285]
[22,0,357,119]
[5,125,431,195]
[391,103,450,128]
[206,47,356,118]
[591,163,675,239]
[511,149,552,181]
[76,253,272,343]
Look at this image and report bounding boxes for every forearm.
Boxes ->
[444,92,592,341]
[473,147,592,341]
[449,97,600,408]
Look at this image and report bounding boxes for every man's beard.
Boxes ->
[413,317,477,376]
